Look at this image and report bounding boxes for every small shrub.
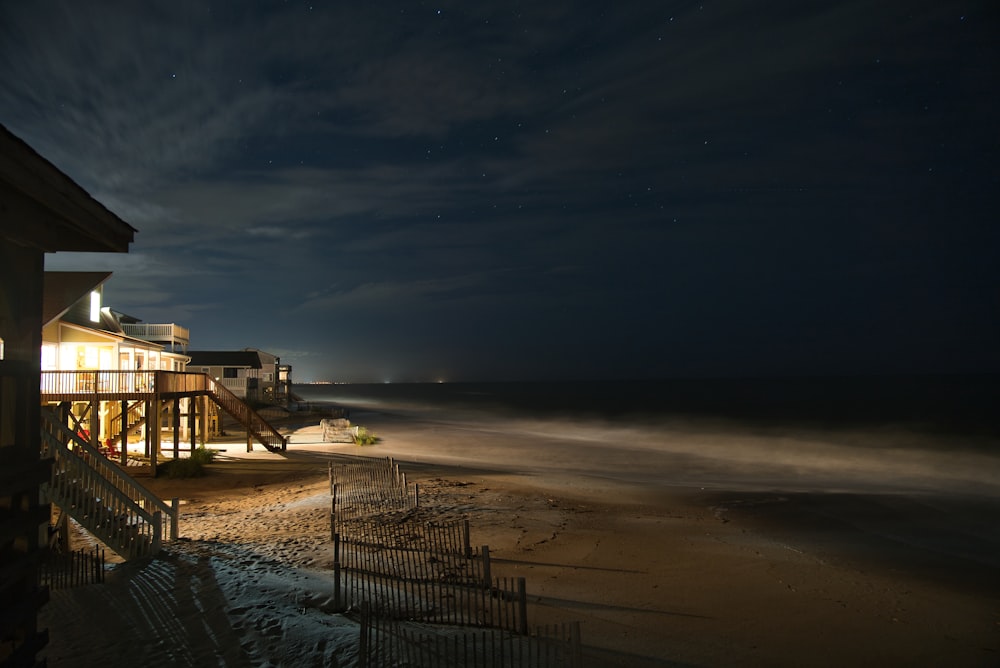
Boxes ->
[160,447,216,478]
[190,446,217,465]
[352,426,378,446]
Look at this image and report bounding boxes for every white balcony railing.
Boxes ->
[218,377,248,397]
[121,323,190,349]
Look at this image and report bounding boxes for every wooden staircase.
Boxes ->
[204,376,287,452]
[107,400,147,447]
[40,409,177,560]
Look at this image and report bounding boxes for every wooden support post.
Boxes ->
[187,398,196,450]
[89,395,99,451]
[172,397,181,458]
[143,400,150,456]
[150,396,161,477]
[200,395,209,445]
[91,374,99,450]
[119,399,128,466]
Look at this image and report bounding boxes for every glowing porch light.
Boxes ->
[89,290,101,322]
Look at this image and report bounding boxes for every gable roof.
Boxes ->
[187,350,263,369]
[1,124,136,252]
[42,271,112,326]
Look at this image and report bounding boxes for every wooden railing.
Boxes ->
[39,370,286,453]
[205,376,287,452]
[109,400,147,442]
[40,410,178,558]
[154,370,210,394]
[218,377,249,396]
[121,322,190,344]
[41,370,156,395]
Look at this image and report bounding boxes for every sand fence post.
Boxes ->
[328,461,333,495]
[414,483,419,508]
[570,620,582,666]
[482,545,491,588]
[333,533,342,610]
[330,484,338,538]
[464,519,472,558]
[517,577,528,635]
[357,601,369,668]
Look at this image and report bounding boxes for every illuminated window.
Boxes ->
[42,344,57,369]
[0,337,4,360]
[90,291,101,323]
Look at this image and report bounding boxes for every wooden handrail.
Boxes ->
[40,370,157,395]
[109,400,146,437]
[40,410,177,556]
[205,376,287,452]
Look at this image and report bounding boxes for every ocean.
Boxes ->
[291,375,1000,573]
[291,375,1000,499]
[293,374,999,436]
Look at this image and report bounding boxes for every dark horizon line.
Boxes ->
[293,370,1000,386]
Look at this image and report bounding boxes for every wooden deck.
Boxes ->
[41,370,287,452]
[41,370,213,402]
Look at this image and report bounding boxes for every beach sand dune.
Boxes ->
[40,413,1000,667]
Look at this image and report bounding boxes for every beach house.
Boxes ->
[40,276,290,463]
[41,271,200,454]
[188,348,293,406]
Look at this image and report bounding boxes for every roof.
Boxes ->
[187,351,264,369]
[42,271,112,326]
[0,124,136,252]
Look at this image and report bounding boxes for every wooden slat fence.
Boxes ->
[334,527,526,631]
[329,456,416,524]
[38,547,106,590]
[358,608,582,668]
[327,452,583,666]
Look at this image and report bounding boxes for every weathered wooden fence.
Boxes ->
[334,528,526,631]
[358,608,583,668]
[329,455,416,525]
[38,547,105,590]
[328,453,582,666]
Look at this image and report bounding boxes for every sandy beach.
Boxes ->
[39,407,1000,667]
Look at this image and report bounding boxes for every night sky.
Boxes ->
[3,1,997,382]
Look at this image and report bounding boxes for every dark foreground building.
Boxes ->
[0,124,135,667]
